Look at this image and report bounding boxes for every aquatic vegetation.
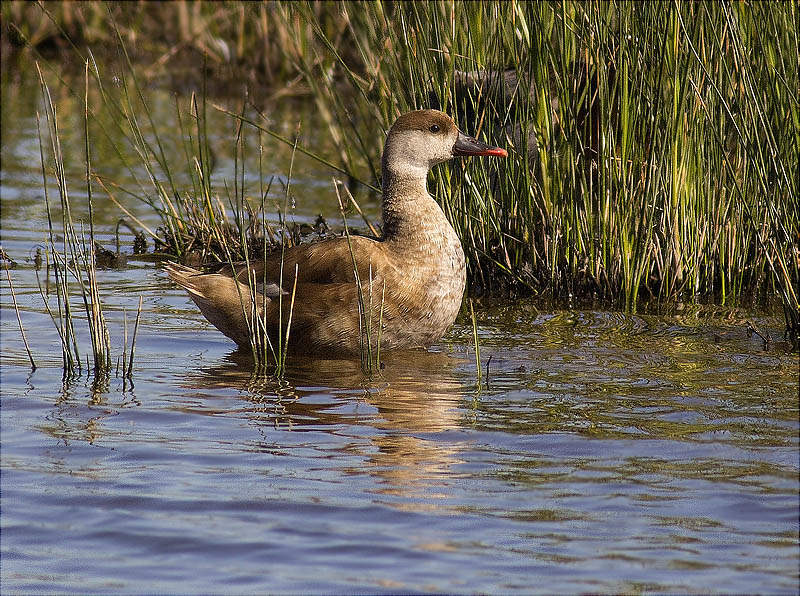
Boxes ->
[4,266,36,371]
[6,1,797,347]
[334,182,384,376]
[36,64,110,376]
[278,0,799,344]
[34,64,142,379]
[469,298,482,391]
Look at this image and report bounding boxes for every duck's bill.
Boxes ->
[452,131,508,157]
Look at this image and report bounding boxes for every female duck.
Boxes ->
[166,109,507,355]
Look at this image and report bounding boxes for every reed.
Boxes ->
[35,106,76,374]
[4,266,37,371]
[273,138,300,375]
[334,181,385,375]
[77,30,312,272]
[36,64,112,376]
[280,0,798,342]
[82,71,248,266]
[120,296,143,389]
[217,117,301,375]
[252,135,300,375]
[469,299,482,390]
[80,61,112,373]
[34,62,154,381]
[14,1,797,345]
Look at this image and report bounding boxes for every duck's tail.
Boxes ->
[165,262,265,348]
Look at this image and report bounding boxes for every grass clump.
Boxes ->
[278,0,798,343]
[11,1,797,348]
[36,63,110,376]
[33,62,150,382]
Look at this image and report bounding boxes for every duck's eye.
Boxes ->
[429,124,441,133]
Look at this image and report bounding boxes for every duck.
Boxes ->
[166,109,507,356]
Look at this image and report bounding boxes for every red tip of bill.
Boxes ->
[484,147,508,158]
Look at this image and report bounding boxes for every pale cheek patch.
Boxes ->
[393,130,454,168]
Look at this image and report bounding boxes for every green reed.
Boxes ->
[281,0,798,342]
[36,63,111,376]
[14,1,797,346]
[32,61,146,382]
[79,49,263,266]
[334,181,385,375]
[469,299,482,391]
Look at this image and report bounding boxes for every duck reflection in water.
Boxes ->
[185,348,473,501]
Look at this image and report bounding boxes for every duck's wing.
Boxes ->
[217,235,391,287]
[166,262,380,353]
[281,281,376,354]
[165,247,397,352]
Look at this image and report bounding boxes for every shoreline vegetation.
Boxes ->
[3,1,798,354]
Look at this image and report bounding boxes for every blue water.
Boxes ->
[2,68,798,594]
[3,283,797,593]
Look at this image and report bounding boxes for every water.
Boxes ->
[1,63,798,594]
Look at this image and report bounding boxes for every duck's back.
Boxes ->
[168,229,465,355]
[252,232,464,354]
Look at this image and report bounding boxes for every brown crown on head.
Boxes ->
[390,110,457,134]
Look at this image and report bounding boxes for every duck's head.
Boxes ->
[382,109,507,181]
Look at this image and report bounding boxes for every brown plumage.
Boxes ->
[166,109,507,355]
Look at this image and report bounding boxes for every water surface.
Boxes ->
[1,65,798,594]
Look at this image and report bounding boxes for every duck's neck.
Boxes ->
[381,159,446,243]
[380,157,467,331]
